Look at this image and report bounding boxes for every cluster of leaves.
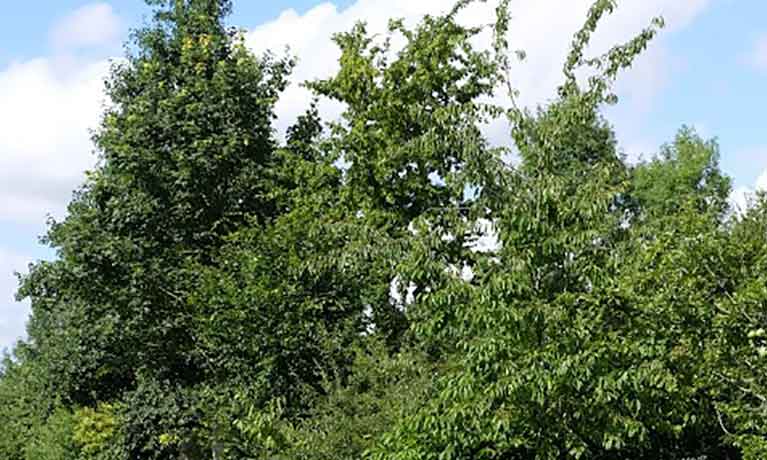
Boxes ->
[1,0,765,459]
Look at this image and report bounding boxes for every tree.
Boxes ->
[306,0,510,349]
[0,346,53,460]
[182,3,512,456]
[15,0,294,457]
[632,126,731,221]
[370,2,746,459]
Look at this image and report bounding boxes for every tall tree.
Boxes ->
[14,0,294,457]
[369,2,738,459]
[183,4,513,456]
[306,0,510,347]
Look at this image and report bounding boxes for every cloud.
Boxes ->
[747,34,767,71]
[0,57,111,224]
[246,0,711,149]
[0,2,122,354]
[0,249,31,353]
[756,171,767,191]
[730,167,767,213]
[725,143,767,213]
[50,2,121,50]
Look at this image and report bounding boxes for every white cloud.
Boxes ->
[469,218,500,254]
[246,0,710,149]
[0,4,125,227]
[757,170,767,191]
[747,34,767,71]
[730,187,750,213]
[0,57,111,224]
[50,3,121,50]
[0,249,31,353]
[729,168,767,213]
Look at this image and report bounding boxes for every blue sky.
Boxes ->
[0,0,356,66]
[1,0,766,352]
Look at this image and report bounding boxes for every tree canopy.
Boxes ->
[2,0,766,459]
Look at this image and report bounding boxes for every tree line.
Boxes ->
[1,0,765,458]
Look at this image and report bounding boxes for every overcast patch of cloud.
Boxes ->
[0,57,111,223]
[50,2,121,50]
[730,167,767,213]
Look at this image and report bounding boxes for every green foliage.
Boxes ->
[633,126,731,219]
[73,403,118,459]
[0,346,56,460]
[24,407,79,460]
[189,209,403,399]
[307,1,505,227]
[3,1,766,459]
[16,0,293,407]
[707,199,767,460]
[285,342,434,460]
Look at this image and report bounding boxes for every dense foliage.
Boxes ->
[2,0,765,459]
